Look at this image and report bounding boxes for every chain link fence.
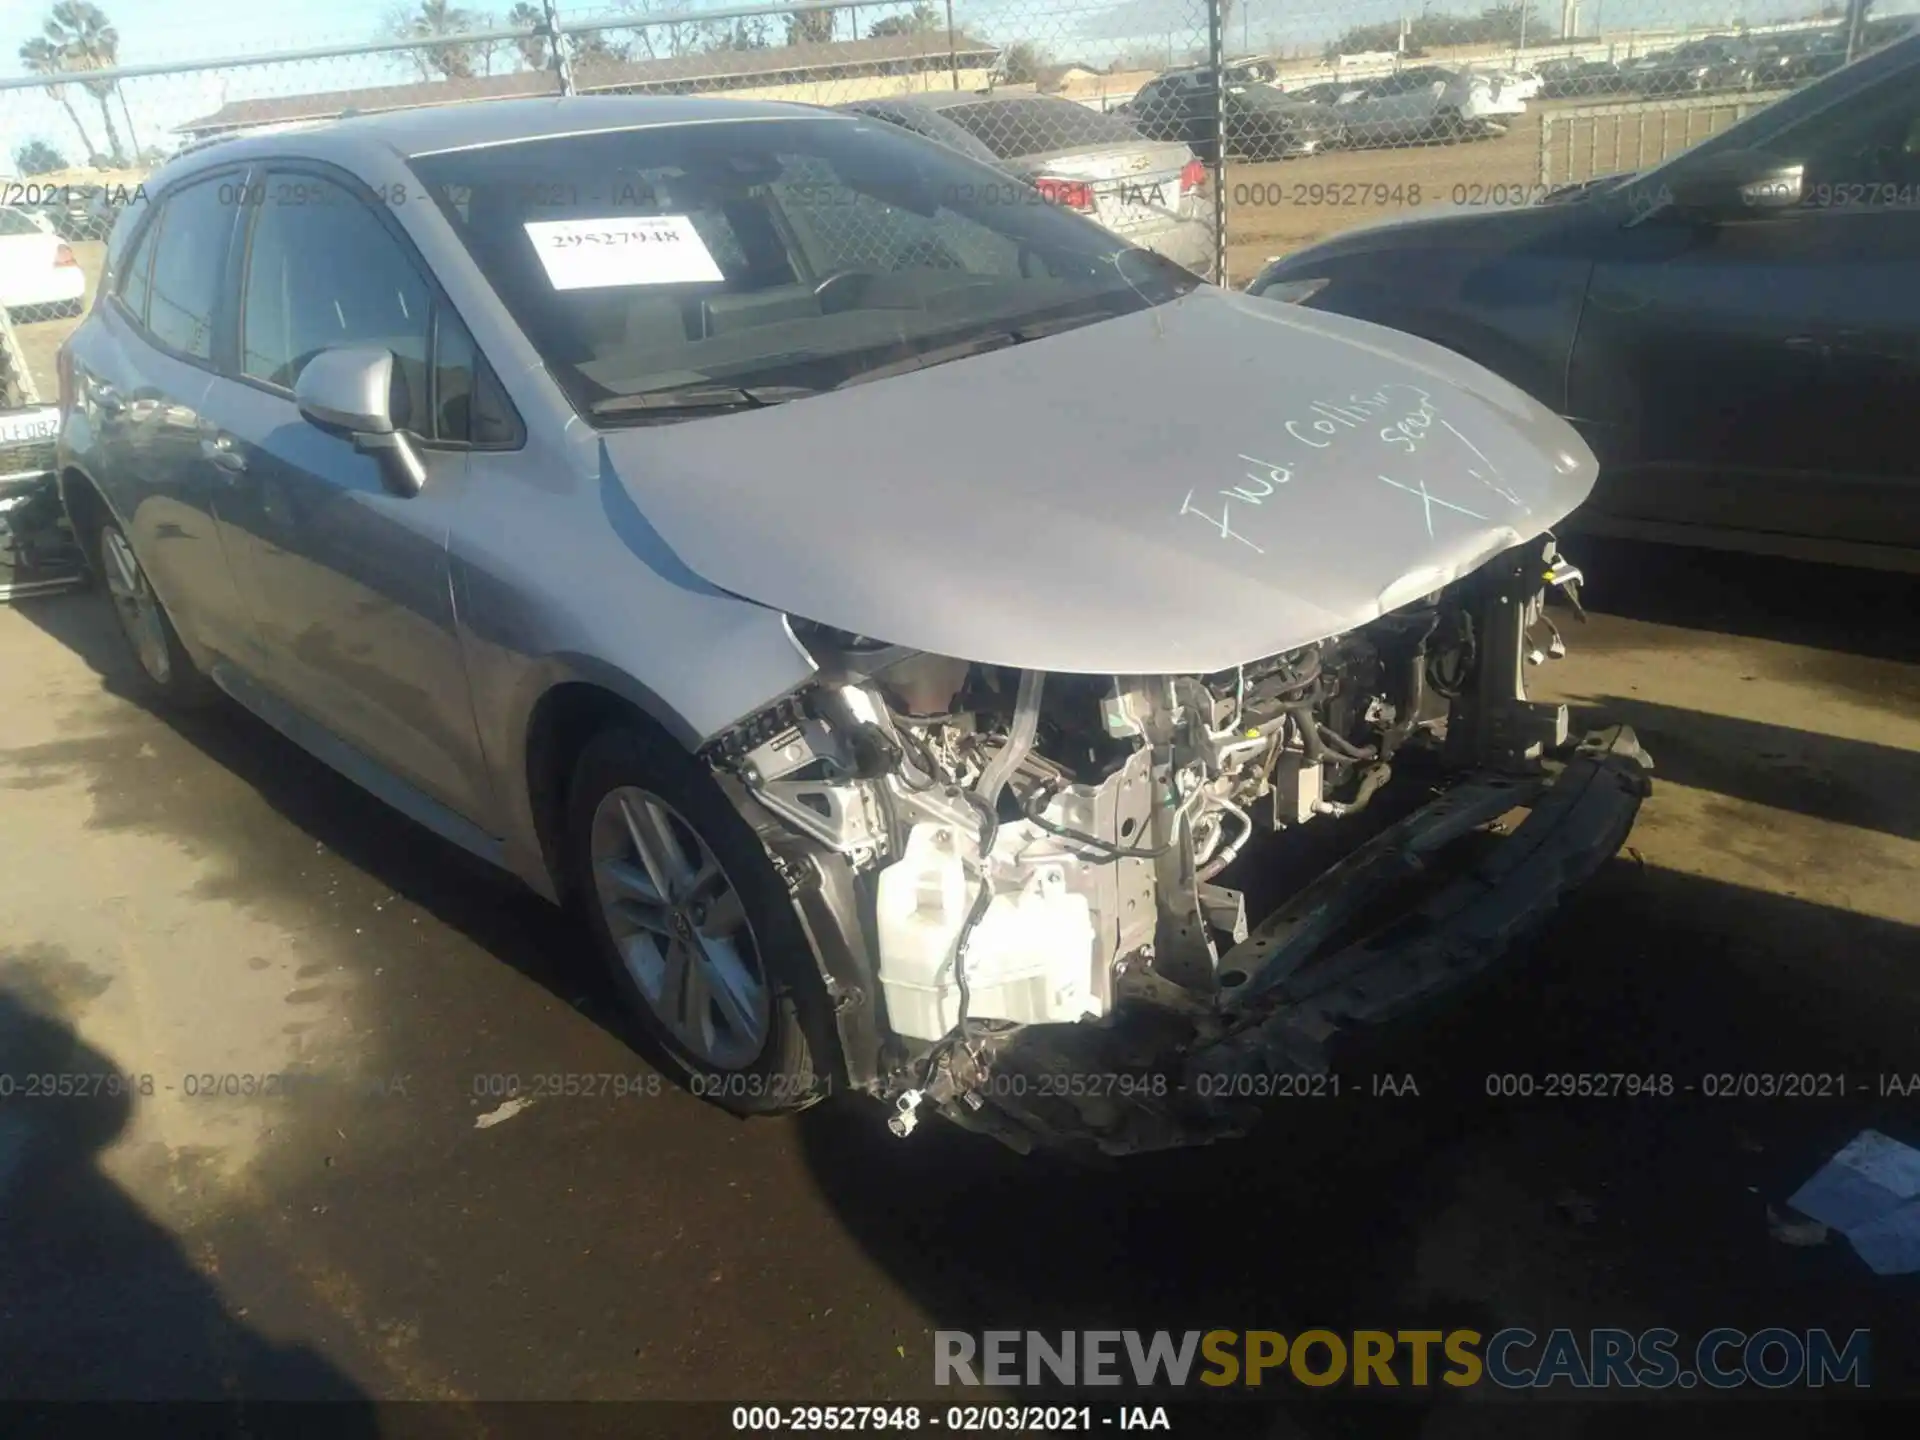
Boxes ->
[1,0,1916,412]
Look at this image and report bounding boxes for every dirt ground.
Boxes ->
[2,538,1917,1428]
[1222,108,1550,284]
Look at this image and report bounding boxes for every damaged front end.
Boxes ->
[703,536,1650,1156]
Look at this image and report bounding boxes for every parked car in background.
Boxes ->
[1334,65,1528,145]
[28,184,96,241]
[833,96,1002,166]
[1248,31,1920,572]
[837,93,1214,278]
[0,207,86,318]
[1131,58,1282,136]
[1130,66,1345,159]
[1481,66,1544,102]
[1749,27,1852,87]
[1219,81,1349,157]
[54,95,1648,1156]
[1284,79,1366,107]
[1621,36,1762,95]
[1537,57,1629,99]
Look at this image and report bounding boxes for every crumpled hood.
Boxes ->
[601,285,1598,675]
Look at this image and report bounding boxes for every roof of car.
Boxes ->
[152,94,852,186]
[871,90,1071,114]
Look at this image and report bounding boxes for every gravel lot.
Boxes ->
[2,539,1916,1429]
[1221,108,1549,284]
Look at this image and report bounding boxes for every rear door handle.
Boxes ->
[199,433,247,476]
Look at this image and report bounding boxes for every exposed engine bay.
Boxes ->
[705,538,1651,1155]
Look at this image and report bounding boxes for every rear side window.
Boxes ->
[144,178,235,361]
[240,172,432,428]
[939,98,1149,158]
[0,208,39,236]
[114,216,157,324]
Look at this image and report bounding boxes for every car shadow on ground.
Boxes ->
[0,980,377,1422]
[792,862,1913,1437]
[1567,694,1920,843]
[1564,536,1920,664]
[8,587,656,1066]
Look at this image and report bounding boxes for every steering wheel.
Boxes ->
[812,269,875,311]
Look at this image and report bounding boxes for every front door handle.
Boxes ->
[199,433,248,477]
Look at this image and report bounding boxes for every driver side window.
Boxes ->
[240,171,432,428]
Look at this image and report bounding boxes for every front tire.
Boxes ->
[564,724,838,1115]
[96,521,220,708]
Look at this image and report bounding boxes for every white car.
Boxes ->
[1484,66,1545,102]
[1336,65,1529,146]
[0,206,86,318]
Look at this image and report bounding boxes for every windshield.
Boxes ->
[408,115,1196,423]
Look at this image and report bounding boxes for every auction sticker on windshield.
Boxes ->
[524,216,725,289]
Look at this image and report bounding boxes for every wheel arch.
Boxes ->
[57,463,120,578]
[515,670,887,1094]
[520,675,683,906]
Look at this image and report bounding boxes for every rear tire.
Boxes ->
[564,723,839,1116]
[95,521,220,708]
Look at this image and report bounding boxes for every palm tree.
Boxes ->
[43,2,131,165]
[786,10,835,45]
[507,1,548,69]
[868,3,940,39]
[394,0,484,81]
[17,34,96,161]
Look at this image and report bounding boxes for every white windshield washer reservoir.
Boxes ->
[875,823,1100,1042]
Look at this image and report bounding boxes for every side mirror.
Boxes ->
[293,344,426,497]
[1664,149,1805,221]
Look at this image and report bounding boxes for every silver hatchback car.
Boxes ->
[57,96,1648,1156]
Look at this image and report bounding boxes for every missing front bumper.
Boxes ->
[923,725,1653,1156]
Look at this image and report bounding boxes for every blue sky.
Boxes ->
[4,0,1913,164]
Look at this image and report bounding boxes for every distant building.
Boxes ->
[176,33,1002,141]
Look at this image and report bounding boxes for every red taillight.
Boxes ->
[56,343,74,417]
[1179,159,1207,195]
[54,243,78,268]
[1034,176,1096,212]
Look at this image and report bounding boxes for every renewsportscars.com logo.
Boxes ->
[934,1328,1871,1391]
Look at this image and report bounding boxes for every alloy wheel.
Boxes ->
[101,527,172,686]
[589,785,772,1070]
